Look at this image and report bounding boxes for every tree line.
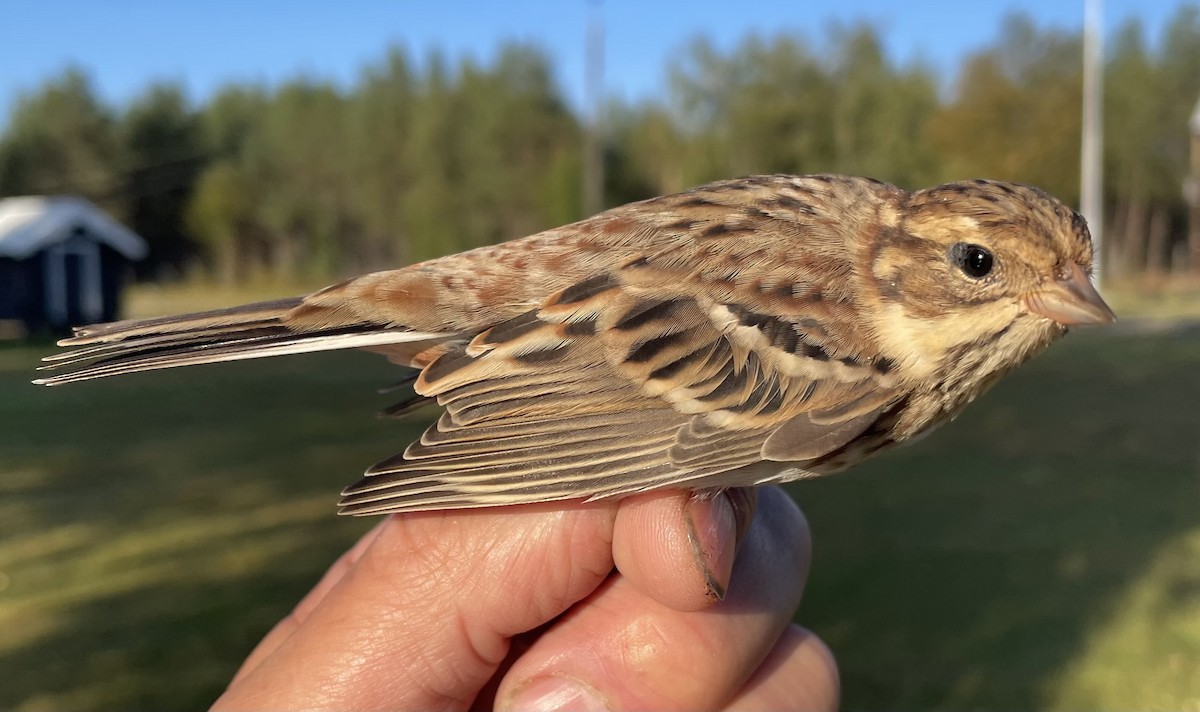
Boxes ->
[1,9,1198,284]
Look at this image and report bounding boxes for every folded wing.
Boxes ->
[340,259,902,515]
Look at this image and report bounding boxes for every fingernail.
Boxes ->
[725,487,758,547]
[504,675,611,712]
[684,492,738,601]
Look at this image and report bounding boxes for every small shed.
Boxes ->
[0,196,147,335]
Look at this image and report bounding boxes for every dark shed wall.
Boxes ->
[0,243,132,334]
[100,244,128,323]
[0,257,45,329]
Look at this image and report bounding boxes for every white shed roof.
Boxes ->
[0,196,148,260]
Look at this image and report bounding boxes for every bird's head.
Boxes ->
[865,178,1115,384]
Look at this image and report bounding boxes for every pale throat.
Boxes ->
[869,299,1022,384]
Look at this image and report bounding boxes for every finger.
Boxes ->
[612,488,757,612]
[228,519,388,685]
[214,501,622,712]
[497,487,810,711]
[724,625,839,712]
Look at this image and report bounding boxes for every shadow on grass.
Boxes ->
[1,325,1197,710]
[0,350,415,710]
[4,568,343,710]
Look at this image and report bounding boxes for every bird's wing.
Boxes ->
[339,257,902,515]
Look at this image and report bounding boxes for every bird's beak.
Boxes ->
[1022,263,1116,326]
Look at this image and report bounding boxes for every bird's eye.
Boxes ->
[949,243,994,279]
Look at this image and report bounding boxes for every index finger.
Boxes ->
[213,501,622,711]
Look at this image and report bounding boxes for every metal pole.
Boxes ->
[582,0,605,217]
[1081,0,1104,285]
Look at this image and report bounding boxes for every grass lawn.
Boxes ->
[1,316,1198,710]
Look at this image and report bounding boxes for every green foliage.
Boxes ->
[670,34,836,180]
[928,15,1084,202]
[1159,6,1200,184]
[185,161,253,283]
[0,68,119,203]
[2,12,1200,281]
[394,46,581,263]
[1106,20,1165,201]
[1101,7,1200,276]
[119,82,205,276]
[662,26,940,189]
[827,26,940,187]
[200,85,269,159]
[606,102,685,201]
[346,49,417,267]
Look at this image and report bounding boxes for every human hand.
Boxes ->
[211,486,838,711]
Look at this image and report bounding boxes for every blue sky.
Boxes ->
[0,0,1189,120]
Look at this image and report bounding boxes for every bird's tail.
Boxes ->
[33,296,444,386]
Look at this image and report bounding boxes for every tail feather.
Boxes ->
[40,326,286,369]
[35,297,449,386]
[62,297,306,344]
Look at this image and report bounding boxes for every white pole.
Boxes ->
[582,0,605,217]
[1081,0,1105,285]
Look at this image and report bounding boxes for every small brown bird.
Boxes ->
[36,174,1114,516]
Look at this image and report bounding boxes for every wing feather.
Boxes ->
[339,267,900,515]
